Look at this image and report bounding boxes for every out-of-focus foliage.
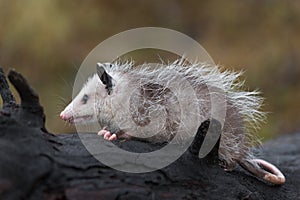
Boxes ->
[0,0,299,140]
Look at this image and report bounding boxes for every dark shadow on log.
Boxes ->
[0,68,299,200]
[189,119,221,165]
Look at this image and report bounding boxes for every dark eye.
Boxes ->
[109,64,113,68]
[82,94,89,104]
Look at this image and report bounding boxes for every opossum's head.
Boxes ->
[60,63,115,124]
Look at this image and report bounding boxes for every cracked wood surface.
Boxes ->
[0,67,299,200]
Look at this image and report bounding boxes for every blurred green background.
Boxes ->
[0,1,299,140]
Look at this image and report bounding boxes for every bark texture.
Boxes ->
[0,68,299,200]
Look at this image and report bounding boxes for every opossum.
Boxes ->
[60,60,285,185]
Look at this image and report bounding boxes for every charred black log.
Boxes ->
[0,68,299,200]
[0,68,46,131]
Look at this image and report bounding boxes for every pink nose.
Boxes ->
[60,111,67,120]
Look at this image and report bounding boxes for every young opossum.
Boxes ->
[60,60,285,185]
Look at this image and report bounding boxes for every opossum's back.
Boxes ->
[129,82,181,141]
[127,77,212,142]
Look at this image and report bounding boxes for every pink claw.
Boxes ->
[104,132,111,140]
[108,134,117,141]
[98,130,107,136]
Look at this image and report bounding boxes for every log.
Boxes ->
[0,67,299,200]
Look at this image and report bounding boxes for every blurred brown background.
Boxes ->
[0,1,299,140]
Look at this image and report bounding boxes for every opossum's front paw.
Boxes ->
[98,129,117,141]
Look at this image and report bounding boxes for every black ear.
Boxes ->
[96,63,114,95]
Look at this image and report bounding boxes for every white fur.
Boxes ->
[62,60,266,170]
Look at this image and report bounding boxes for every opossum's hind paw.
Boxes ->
[97,129,117,141]
[238,159,286,185]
